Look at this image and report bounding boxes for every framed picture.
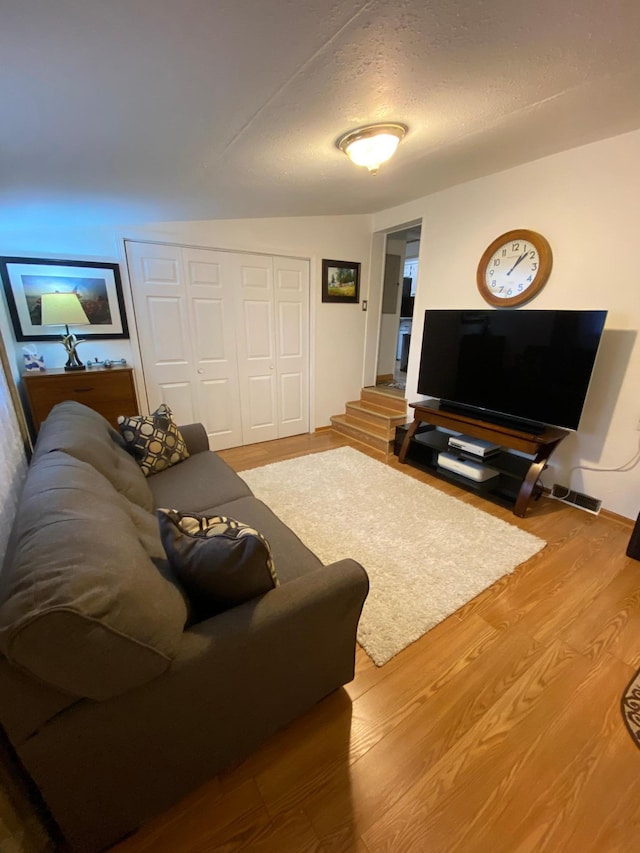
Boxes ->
[322,259,360,304]
[0,256,129,341]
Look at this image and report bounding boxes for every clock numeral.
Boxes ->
[507,288,513,296]
[493,259,501,267]
[489,269,495,277]
[498,286,504,293]
[512,241,520,251]
[529,250,536,259]
[501,248,507,257]
[518,284,524,291]
[527,275,533,283]
[531,262,538,271]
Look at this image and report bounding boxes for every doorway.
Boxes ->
[375,225,421,391]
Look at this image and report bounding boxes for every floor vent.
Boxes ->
[549,484,602,515]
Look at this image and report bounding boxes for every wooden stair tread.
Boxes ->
[340,413,395,439]
[347,400,408,420]
[330,415,393,452]
[360,387,407,414]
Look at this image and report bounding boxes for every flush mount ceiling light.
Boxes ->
[337,123,408,174]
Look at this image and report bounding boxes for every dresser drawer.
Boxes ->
[23,368,139,431]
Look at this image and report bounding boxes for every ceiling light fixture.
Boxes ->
[337,123,408,174]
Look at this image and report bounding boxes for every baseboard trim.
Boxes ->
[600,508,634,529]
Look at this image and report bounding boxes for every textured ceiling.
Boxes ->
[2,0,640,226]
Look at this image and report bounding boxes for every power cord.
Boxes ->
[569,431,640,477]
[539,432,640,495]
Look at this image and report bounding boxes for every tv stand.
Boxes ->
[397,399,569,517]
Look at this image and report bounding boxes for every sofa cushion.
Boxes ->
[157,509,278,620]
[35,401,154,511]
[200,495,323,584]
[0,451,188,700]
[118,404,189,477]
[148,451,253,511]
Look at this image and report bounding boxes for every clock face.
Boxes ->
[477,229,552,307]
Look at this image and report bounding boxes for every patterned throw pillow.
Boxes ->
[157,509,279,620]
[118,404,189,477]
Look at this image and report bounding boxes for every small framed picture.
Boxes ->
[321,259,360,304]
[0,256,129,341]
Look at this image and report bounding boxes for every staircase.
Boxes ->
[330,386,408,453]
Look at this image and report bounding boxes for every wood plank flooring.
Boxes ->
[109,430,640,852]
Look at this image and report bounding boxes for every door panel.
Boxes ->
[273,256,309,438]
[182,247,242,450]
[280,373,302,423]
[159,381,194,424]
[126,243,195,420]
[198,378,239,439]
[234,254,278,444]
[147,297,190,365]
[278,301,302,357]
[192,298,226,362]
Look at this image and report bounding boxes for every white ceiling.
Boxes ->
[2,0,640,226]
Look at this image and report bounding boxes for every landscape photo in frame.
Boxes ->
[322,259,360,304]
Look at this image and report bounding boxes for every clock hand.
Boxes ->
[506,251,528,276]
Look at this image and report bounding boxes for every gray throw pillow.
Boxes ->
[157,509,279,620]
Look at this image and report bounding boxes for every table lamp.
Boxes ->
[40,292,90,371]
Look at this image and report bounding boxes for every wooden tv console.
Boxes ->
[397,400,569,517]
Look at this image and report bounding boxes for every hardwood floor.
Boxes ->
[111,430,639,852]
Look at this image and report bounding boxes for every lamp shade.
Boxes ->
[41,292,90,326]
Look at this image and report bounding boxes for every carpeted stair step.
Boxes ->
[329,414,392,453]
[360,386,407,414]
[345,401,407,438]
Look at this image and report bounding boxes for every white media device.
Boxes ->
[437,451,500,482]
[448,434,501,458]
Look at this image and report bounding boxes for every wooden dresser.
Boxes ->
[23,367,139,432]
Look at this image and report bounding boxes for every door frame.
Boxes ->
[362,218,423,388]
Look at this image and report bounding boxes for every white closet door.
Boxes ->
[182,247,243,450]
[125,242,194,420]
[273,256,309,438]
[127,241,310,451]
[233,253,279,445]
[125,242,243,450]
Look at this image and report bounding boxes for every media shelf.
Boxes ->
[395,400,569,517]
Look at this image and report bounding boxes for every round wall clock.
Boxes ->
[477,229,552,307]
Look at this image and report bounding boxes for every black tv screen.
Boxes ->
[417,309,607,431]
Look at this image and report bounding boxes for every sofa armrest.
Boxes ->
[18,559,368,852]
[178,423,209,455]
[181,557,369,662]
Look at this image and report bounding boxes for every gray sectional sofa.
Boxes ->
[0,401,369,852]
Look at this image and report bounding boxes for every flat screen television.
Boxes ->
[417,309,607,431]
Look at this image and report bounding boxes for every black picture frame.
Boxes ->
[322,259,360,304]
[0,256,130,341]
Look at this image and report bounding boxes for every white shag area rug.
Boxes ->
[240,447,545,666]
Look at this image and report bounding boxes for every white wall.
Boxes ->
[372,128,640,520]
[0,214,373,431]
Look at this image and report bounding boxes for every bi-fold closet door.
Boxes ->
[125,241,309,451]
